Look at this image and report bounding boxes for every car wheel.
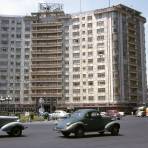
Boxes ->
[62,132,70,137]
[8,127,22,137]
[75,127,84,138]
[111,126,119,136]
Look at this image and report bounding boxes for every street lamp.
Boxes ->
[0,96,5,113]
[0,96,5,103]
[5,95,13,115]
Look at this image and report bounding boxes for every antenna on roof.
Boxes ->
[80,0,82,13]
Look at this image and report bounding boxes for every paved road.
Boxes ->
[0,116,148,148]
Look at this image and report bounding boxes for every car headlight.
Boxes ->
[66,122,71,126]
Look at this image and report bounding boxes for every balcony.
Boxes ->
[32,22,62,27]
[31,57,62,62]
[31,71,62,75]
[31,64,61,68]
[32,36,62,40]
[30,93,62,97]
[32,42,62,47]
[31,50,62,54]
[31,78,62,82]
[32,29,62,33]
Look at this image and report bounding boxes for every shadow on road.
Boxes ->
[59,133,123,139]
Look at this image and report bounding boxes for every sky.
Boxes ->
[0,0,148,80]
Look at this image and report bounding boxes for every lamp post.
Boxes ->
[0,96,5,113]
[5,95,12,115]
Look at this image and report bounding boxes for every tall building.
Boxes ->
[0,15,31,112]
[0,4,147,112]
[30,3,70,112]
[64,4,147,111]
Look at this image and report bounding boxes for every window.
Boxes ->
[88,52,93,56]
[73,39,79,44]
[88,37,93,42]
[88,96,94,101]
[88,44,93,49]
[87,16,92,20]
[82,31,85,34]
[97,50,104,55]
[88,73,93,78]
[97,21,104,26]
[73,32,79,36]
[98,73,105,77]
[73,89,80,93]
[88,30,92,35]
[25,27,30,31]
[73,53,80,58]
[73,97,80,101]
[73,67,80,72]
[72,18,79,22]
[72,25,79,30]
[97,28,104,33]
[88,59,93,64]
[88,66,93,71]
[98,80,105,85]
[88,81,93,86]
[16,34,21,38]
[97,58,105,62]
[98,88,105,93]
[97,35,104,41]
[73,60,80,65]
[97,42,104,47]
[98,65,105,70]
[82,17,85,20]
[87,23,92,28]
[73,74,80,79]
[82,24,85,27]
[73,46,80,51]
[98,96,105,100]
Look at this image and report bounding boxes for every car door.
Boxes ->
[83,111,101,132]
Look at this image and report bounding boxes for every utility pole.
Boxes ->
[80,0,82,13]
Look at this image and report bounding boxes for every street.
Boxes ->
[0,116,148,148]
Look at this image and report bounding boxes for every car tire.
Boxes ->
[62,132,70,137]
[111,125,119,136]
[8,127,22,137]
[75,127,84,138]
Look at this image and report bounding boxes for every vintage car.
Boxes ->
[106,110,122,120]
[54,109,120,137]
[0,116,26,137]
[50,110,70,120]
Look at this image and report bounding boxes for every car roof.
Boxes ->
[76,109,98,113]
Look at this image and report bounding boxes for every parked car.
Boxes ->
[54,109,120,137]
[135,106,146,117]
[51,110,69,120]
[106,110,121,120]
[0,116,26,137]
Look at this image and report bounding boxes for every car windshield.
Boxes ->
[70,111,85,119]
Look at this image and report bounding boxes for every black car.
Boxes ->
[54,109,120,137]
[0,116,26,137]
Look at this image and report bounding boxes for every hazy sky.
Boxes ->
[0,0,148,80]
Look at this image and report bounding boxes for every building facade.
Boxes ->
[0,15,31,112]
[64,4,147,111]
[0,4,147,112]
[30,3,70,112]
